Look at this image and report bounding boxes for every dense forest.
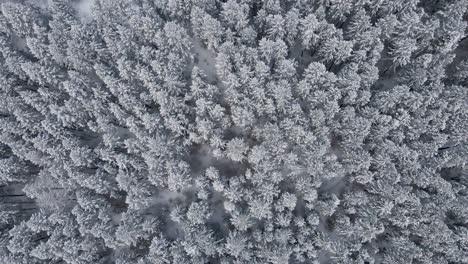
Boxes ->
[0,0,467,263]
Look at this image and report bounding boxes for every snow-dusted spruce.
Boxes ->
[0,0,467,263]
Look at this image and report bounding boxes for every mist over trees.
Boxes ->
[0,0,467,263]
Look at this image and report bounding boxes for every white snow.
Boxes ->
[192,39,219,83]
[75,0,95,18]
[151,190,185,206]
[111,213,122,224]
[196,144,216,169]
[26,0,48,9]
